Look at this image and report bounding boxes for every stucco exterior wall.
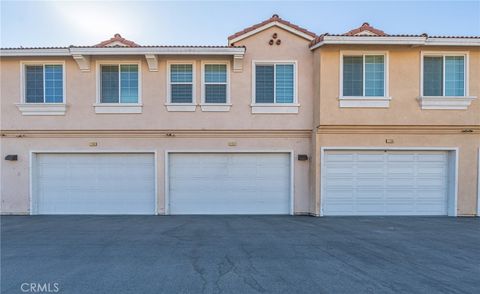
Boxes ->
[1,22,479,216]
[0,136,312,215]
[313,133,479,216]
[316,45,479,126]
[311,44,480,217]
[0,28,314,131]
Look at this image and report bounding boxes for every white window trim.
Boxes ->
[17,61,67,115]
[251,60,299,114]
[95,60,142,114]
[200,60,231,112]
[419,51,476,110]
[339,51,390,108]
[166,60,196,112]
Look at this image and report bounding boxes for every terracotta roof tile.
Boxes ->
[94,33,140,47]
[228,14,317,43]
[309,22,480,47]
[345,22,386,36]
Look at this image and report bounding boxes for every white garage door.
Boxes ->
[33,153,155,214]
[323,150,450,216]
[168,153,291,214]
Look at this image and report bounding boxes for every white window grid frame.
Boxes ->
[251,60,299,105]
[20,61,66,104]
[95,60,142,105]
[166,60,196,105]
[200,60,231,105]
[339,50,390,99]
[420,51,469,97]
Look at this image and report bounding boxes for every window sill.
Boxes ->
[418,96,476,110]
[93,103,143,114]
[338,96,391,108]
[16,103,67,116]
[250,103,300,114]
[200,103,232,112]
[165,103,197,112]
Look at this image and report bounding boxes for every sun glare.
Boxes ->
[49,1,142,43]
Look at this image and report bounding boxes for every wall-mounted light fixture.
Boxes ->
[297,154,308,161]
[5,155,18,161]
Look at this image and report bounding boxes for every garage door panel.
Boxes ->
[326,169,353,177]
[356,177,385,187]
[386,178,415,187]
[169,153,290,215]
[357,153,384,161]
[34,153,155,215]
[387,165,415,174]
[324,150,449,216]
[417,153,447,162]
[326,153,354,162]
[356,190,384,201]
[327,180,354,189]
[416,178,446,188]
[357,204,385,213]
[387,154,415,161]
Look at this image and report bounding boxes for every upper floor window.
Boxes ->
[203,63,228,103]
[254,62,296,104]
[169,63,194,103]
[423,54,465,96]
[418,52,474,110]
[24,64,64,103]
[339,51,390,108]
[342,54,385,97]
[100,64,139,103]
[200,62,231,112]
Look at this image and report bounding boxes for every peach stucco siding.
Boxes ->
[0,136,311,215]
[1,22,479,216]
[0,26,316,215]
[316,45,480,126]
[311,44,479,216]
[0,27,314,131]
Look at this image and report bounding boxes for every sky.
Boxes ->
[1,1,479,48]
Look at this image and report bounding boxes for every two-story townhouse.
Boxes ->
[310,22,480,216]
[1,15,479,216]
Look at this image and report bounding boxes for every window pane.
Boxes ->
[25,65,44,103]
[205,64,226,83]
[364,55,384,96]
[120,64,138,103]
[445,56,465,96]
[205,84,227,103]
[343,56,363,96]
[275,64,294,103]
[101,65,119,103]
[171,84,193,103]
[44,65,63,103]
[171,64,192,82]
[255,65,274,103]
[423,57,443,96]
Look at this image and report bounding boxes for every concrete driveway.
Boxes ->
[1,216,479,294]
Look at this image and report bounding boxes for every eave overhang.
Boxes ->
[310,36,480,50]
[0,46,246,57]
